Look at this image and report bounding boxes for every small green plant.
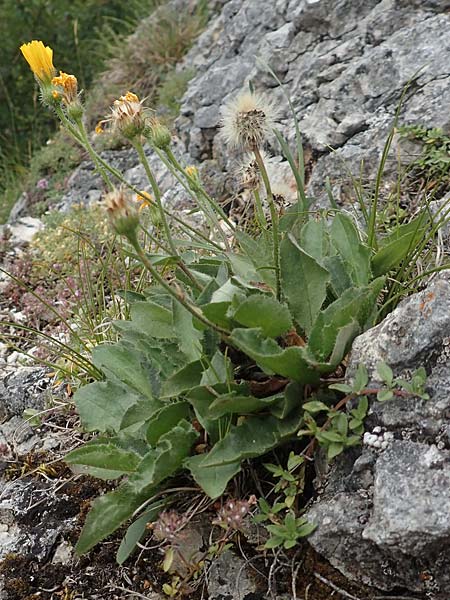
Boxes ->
[398,125,450,187]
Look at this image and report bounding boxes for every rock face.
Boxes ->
[177,0,450,206]
[307,274,450,598]
[32,0,450,216]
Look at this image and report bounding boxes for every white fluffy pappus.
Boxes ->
[220,91,279,150]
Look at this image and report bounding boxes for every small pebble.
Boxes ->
[373,426,382,434]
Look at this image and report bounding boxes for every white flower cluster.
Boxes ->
[363,426,394,450]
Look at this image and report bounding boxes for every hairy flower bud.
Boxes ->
[146,118,171,149]
[103,188,139,237]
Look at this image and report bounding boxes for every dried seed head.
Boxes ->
[103,188,139,237]
[153,511,187,543]
[51,71,78,104]
[110,91,145,139]
[213,495,257,530]
[238,151,269,191]
[220,91,278,150]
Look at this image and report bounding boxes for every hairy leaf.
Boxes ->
[232,295,292,338]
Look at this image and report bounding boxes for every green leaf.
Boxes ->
[330,213,371,286]
[130,301,174,338]
[230,328,319,383]
[65,439,141,475]
[74,380,142,433]
[92,343,158,400]
[308,278,385,364]
[200,351,233,386]
[146,402,190,445]
[232,295,293,338]
[236,230,276,289]
[200,411,303,467]
[172,299,202,361]
[376,362,393,386]
[377,389,394,402]
[329,383,352,394]
[299,219,329,262]
[322,255,353,297]
[280,234,329,335]
[207,392,284,419]
[327,442,344,459]
[75,421,196,555]
[302,400,329,413]
[372,215,428,277]
[117,501,168,565]
[161,360,204,398]
[353,364,369,393]
[185,454,241,498]
[120,398,163,430]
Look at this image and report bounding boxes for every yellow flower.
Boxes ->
[185,166,198,179]
[135,191,154,212]
[51,71,78,104]
[20,40,55,84]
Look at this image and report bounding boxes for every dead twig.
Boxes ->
[314,572,362,600]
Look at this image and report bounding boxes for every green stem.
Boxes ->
[157,147,233,251]
[132,140,175,253]
[127,232,230,336]
[253,145,281,300]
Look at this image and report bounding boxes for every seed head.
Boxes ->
[103,188,139,237]
[220,91,278,150]
[153,510,187,543]
[213,495,257,530]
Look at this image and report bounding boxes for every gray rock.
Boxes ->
[0,367,51,421]
[307,275,450,597]
[207,549,259,600]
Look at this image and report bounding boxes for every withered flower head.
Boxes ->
[213,496,257,530]
[153,510,187,543]
[110,91,145,139]
[51,71,78,104]
[239,151,268,191]
[103,188,139,237]
[220,91,278,150]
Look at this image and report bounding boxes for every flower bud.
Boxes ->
[146,118,171,149]
[103,188,139,237]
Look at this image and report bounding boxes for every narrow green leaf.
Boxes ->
[65,440,141,473]
[172,299,202,361]
[117,501,168,565]
[327,442,344,459]
[376,362,394,386]
[302,400,329,413]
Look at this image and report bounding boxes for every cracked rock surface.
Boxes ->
[307,274,450,598]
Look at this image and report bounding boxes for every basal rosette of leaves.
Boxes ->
[64,205,427,557]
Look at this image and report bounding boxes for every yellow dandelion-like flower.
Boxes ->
[220,91,278,150]
[51,71,78,104]
[185,166,198,179]
[135,191,154,212]
[20,40,55,84]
